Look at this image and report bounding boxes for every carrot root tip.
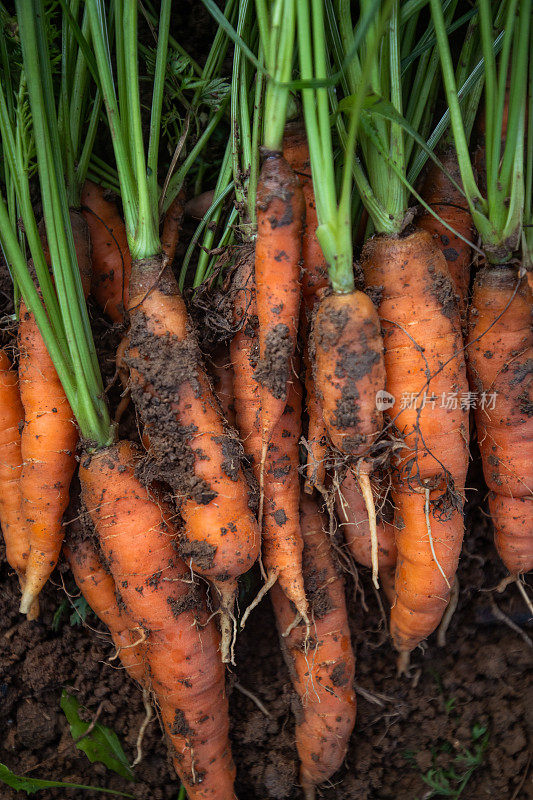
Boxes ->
[19,586,38,618]
[437,576,460,647]
[356,467,380,590]
[132,687,154,767]
[397,650,411,677]
[240,571,278,629]
[216,581,238,665]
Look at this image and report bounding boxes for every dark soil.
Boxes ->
[1,476,531,799]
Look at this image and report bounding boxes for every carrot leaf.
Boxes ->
[0,763,134,797]
[60,691,135,782]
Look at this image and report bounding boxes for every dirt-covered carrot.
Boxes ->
[467,267,533,574]
[18,302,78,615]
[335,470,397,602]
[230,250,261,476]
[0,349,27,578]
[79,440,236,800]
[64,525,147,686]
[362,232,469,655]
[254,153,304,452]
[417,150,473,319]
[283,124,329,493]
[81,180,132,323]
[271,494,356,800]
[88,1,260,662]
[126,261,259,661]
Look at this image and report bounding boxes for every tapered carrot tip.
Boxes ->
[301,777,316,800]
[19,577,39,620]
[397,651,410,677]
[216,579,238,665]
[20,585,38,617]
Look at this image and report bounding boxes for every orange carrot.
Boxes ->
[260,373,308,622]
[312,290,386,586]
[362,232,469,658]
[161,192,185,266]
[39,210,92,301]
[64,526,147,686]
[271,494,356,800]
[418,150,473,320]
[0,349,27,578]
[230,250,261,476]
[209,344,236,429]
[125,258,259,661]
[254,154,304,453]
[283,126,330,494]
[335,470,397,603]
[18,302,78,615]
[81,180,131,323]
[79,440,236,799]
[184,190,216,220]
[467,266,533,575]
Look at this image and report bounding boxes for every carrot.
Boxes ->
[18,301,78,615]
[271,494,356,800]
[0,349,27,578]
[184,190,216,220]
[125,258,260,662]
[230,250,261,477]
[64,525,147,686]
[81,180,132,323]
[362,231,469,658]
[79,440,235,800]
[283,125,329,493]
[417,150,473,320]
[209,344,236,429]
[39,210,92,301]
[254,154,304,458]
[467,266,533,575]
[261,373,308,622]
[161,192,185,266]
[335,470,397,603]
[312,290,386,587]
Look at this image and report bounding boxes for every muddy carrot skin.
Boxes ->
[467,266,533,574]
[18,303,78,615]
[262,374,308,621]
[79,441,235,800]
[362,232,469,654]
[65,531,146,685]
[335,470,397,602]
[271,494,356,800]
[0,349,27,577]
[417,150,473,320]
[283,126,329,492]
[125,259,259,660]
[230,251,261,477]
[254,153,305,445]
[81,180,132,323]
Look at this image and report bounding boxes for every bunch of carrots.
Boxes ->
[0,1,531,798]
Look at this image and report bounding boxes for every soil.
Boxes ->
[1,462,531,800]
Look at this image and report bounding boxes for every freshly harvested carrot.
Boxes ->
[335,470,397,603]
[467,266,533,574]
[418,149,473,320]
[39,210,92,301]
[64,526,146,686]
[125,258,259,661]
[184,189,215,220]
[79,440,235,800]
[209,344,236,429]
[362,231,469,657]
[271,494,356,800]
[0,349,27,577]
[261,374,308,622]
[230,250,261,476]
[312,290,386,586]
[81,180,132,323]
[254,153,304,454]
[283,125,329,494]
[161,192,185,266]
[18,302,78,615]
